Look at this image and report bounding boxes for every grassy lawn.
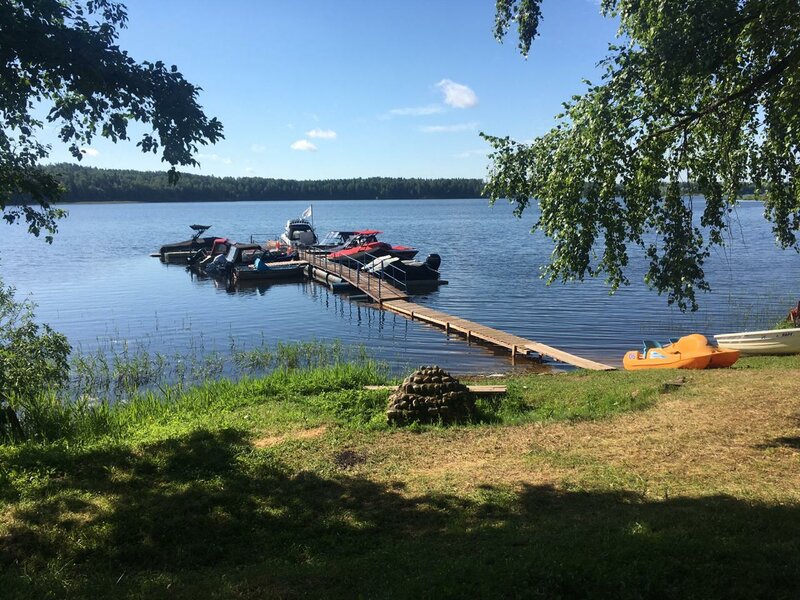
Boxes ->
[2,357,799,598]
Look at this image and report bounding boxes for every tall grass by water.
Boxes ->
[69,337,370,401]
[7,340,386,445]
[5,331,678,446]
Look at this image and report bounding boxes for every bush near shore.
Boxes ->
[2,354,800,598]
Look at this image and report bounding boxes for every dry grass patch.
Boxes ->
[252,425,328,448]
[333,368,800,502]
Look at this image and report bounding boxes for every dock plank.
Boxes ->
[364,384,507,394]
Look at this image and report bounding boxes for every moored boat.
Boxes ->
[308,230,360,254]
[158,224,216,263]
[327,230,418,266]
[714,327,800,356]
[203,242,296,277]
[623,334,740,370]
[232,258,306,283]
[280,218,318,247]
[189,237,231,267]
[361,254,441,284]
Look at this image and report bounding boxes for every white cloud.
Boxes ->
[290,139,317,151]
[251,144,266,153]
[306,128,337,140]
[388,105,445,117]
[455,149,489,159]
[80,147,99,157]
[245,167,256,174]
[436,79,478,109]
[198,153,232,165]
[421,122,479,133]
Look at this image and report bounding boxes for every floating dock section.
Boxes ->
[298,250,614,371]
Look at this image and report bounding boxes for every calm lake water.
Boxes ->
[0,198,797,373]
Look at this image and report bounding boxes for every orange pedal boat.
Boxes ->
[623,334,740,371]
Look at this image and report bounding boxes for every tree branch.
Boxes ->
[637,44,800,149]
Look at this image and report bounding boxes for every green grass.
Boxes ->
[2,357,799,598]
[10,361,389,445]
[731,353,800,370]
[477,370,666,424]
[2,428,798,599]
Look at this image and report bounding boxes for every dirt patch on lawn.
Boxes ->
[252,425,328,448]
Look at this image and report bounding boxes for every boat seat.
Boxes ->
[642,340,662,355]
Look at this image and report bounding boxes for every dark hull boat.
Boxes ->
[188,237,231,267]
[202,242,297,278]
[362,254,441,285]
[158,225,216,263]
[232,260,306,283]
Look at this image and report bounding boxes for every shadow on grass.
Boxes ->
[2,428,799,599]
[756,435,800,450]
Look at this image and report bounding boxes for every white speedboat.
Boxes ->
[713,327,800,355]
[280,218,318,247]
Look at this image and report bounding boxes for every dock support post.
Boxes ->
[445,322,450,336]
[511,346,516,366]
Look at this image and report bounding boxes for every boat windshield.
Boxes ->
[225,245,239,262]
[348,234,378,246]
[319,231,354,246]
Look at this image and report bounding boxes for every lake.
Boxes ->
[0,198,797,374]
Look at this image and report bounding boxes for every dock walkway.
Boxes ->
[299,250,408,302]
[384,300,613,370]
[298,250,614,371]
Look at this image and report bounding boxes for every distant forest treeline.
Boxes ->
[29,164,761,203]
[40,164,486,202]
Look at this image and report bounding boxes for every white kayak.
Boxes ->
[713,327,800,356]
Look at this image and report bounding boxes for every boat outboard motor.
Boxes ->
[424,254,441,271]
[204,253,228,275]
[187,248,205,265]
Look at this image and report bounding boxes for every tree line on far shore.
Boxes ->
[39,163,762,204]
[41,164,486,202]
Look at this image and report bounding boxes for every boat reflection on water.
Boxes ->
[188,268,307,296]
[227,277,306,296]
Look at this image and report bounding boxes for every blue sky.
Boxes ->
[43,0,619,179]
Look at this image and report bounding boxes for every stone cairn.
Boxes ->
[386,366,475,425]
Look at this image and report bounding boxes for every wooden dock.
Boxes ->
[384,300,613,370]
[298,250,614,371]
[299,250,409,302]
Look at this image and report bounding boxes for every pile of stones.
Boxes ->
[386,365,475,425]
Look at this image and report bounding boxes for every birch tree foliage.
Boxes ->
[0,0,224,242]
[484,0,800,310]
